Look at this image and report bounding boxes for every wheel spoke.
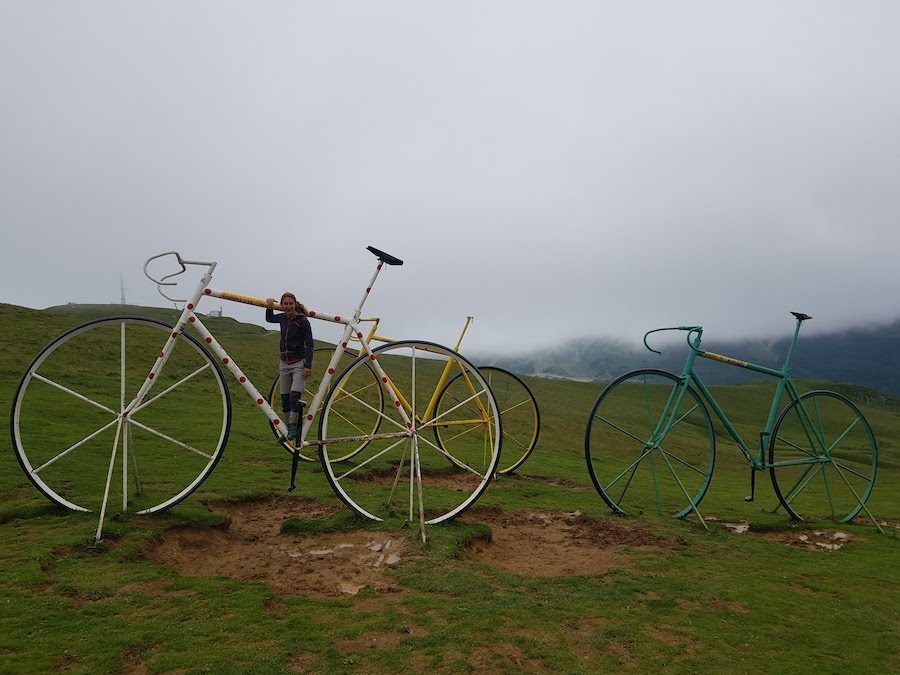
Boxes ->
[33,418,120,473]
[657,448,708,528]
[386,441,409,508]
[421,387,489,429]
[664,403,700,434]
[822,417,862,458]
[127,418,214,460]
[586,370,714,519]
[31,374,117,415]
[452,360,491,418]
[320,341,500,525]
[831,458,873,483]
[130,363,212,415]
[13,316,232,521]
[793,403,827,455]
[774,433,817,457]
[503,431,529,450]
[830,460,884,531]
[331,379,380,406]
[770,391,877,524]
[594,414,649,447]
[330,405,373,436]
[417,432,487,479]
[642,375,654,430]
[780,462,824,507]
[437,392,481,418]
[95,419,124,542]
[610,455,643,506]
[431,418,489,445]
[658,445,712,478]
[606,446,654,490]
[269,347,383,462]
[336,384,407,432]
[498,398,532,416]
[436,366,538,476]
[335,437,408,482]
[821,466,837,519]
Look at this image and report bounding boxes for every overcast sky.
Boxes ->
[2,2,899,354]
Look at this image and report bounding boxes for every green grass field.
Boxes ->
[1,302,898,673]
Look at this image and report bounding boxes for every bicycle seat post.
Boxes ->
[353,260,385,322]
[353,247,404,321]
[782,312,812,374]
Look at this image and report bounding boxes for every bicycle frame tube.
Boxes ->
[673,319,808,469]
[203,259,414,447]
[412,316,479,423]
[349,314,485,425]
[135,254,414,451]
[124,261,218,419]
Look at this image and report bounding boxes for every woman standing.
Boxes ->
[265,292,314,441]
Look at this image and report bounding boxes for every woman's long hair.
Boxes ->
[280,292,308,316]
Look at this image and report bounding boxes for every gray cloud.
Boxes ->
[2,2,898,354]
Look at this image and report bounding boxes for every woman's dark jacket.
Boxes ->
[265,309,314,367]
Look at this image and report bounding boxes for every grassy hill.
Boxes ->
[1,302,898,672]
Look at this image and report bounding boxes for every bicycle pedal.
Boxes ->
[745,460,758,503]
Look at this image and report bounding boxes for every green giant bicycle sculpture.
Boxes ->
[585,312,881,532]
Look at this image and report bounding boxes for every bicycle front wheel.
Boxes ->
[266,346,383,461]
[769,390,877,523]
[319,341,502,524]
[10,316,231,514]
[585,369,715,518]
[436,366,540,475]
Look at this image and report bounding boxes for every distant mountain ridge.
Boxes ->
[474,319,900,396]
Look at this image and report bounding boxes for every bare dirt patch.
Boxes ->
[765,529,858,551]
[287,652,316,673]
[505,474,584,489]
[143,496,410,598]
[706,515,861,551]
[357,465,482,492]
[51,656,78,672]
[461,507,680,577]
[676,598,749,615]
[335,631,406,652]
[121,644,157,675]
[119,578,196,599]
[637,591,662,602]
[643,625,701,651]
[470,643,547,673]
[711,599,749,614]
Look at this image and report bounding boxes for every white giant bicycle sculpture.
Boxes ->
[11,247,502,541]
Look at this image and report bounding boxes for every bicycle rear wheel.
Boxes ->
[585,369,715,518]
[10,316,231,514]
[769,390,877,523]
[266,346,383,461]
[436,366,540,474]
[319,341,501,524]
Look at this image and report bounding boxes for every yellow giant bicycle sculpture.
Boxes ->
[268,316,541,475]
